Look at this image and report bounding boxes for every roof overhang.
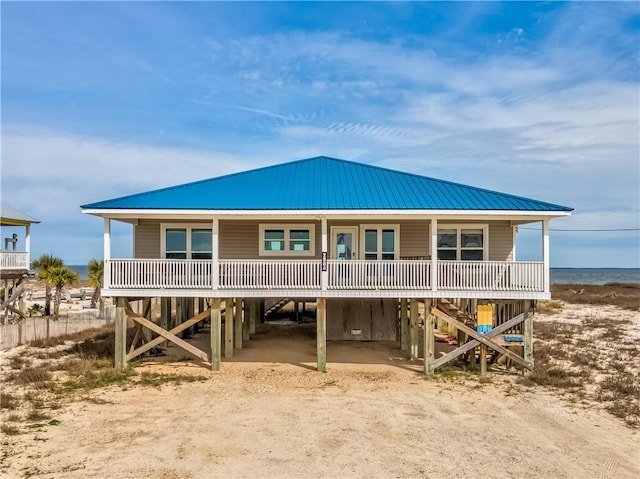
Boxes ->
[82,208,571,223]
[0,219,39,227]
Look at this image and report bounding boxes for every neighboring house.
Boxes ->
[81,156,572,372]
[0,203,40,317]
[0,203,39,274]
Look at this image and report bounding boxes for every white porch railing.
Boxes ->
[327,260,431,290]
[105,259,544,293]
[438,260,544,292]
[219,260,321,289]
[108,259,213,289]
[0,251,29,270]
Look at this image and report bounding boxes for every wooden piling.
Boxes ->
[115,298,127,370]
[400,298,409,351]
[234,298,243,349]
[176,298,184,338]
[243,299,250,342]
[249,299,256,334]
[524,300,533,376]
[410,299,419,361]
[424,299,434,374]
[317,297,327,373]
[225,298,233,358]
[160,297,170,349]
[211,298,221,371]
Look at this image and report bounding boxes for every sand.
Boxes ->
[1,302,639,479]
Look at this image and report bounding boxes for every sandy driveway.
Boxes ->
[3,326,638,479]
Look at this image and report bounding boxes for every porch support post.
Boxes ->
[410,299,419,361]
[176,298,183,338]
[400,298,409,351]
[160,297,170,349]
[224,298,233,358]
[524,300,533,376]
[480,344,487,375]
[143,298,152,343]
[321,216,328,291]
[542,219,550,293]
[424,299,434,374]
[234,298,243,349]
[317,297,327,372]
[103,217,111,288]
[243,299,250,342]
[210,298,221,371]
[115,297,127,370]
[211,218,219,291]
[430,218,438,291]
[25,224,31,269]
[249,299,256,334]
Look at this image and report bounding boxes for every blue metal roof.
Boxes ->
[81,156,573,212]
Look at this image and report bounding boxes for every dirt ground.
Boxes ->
[2,316,639,479]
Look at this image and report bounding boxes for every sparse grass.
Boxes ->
[551,283,640,311]
[536,300,564,315]
[0,393,19,411]
[597,373,640,427]
[23,391,45,409]
[61,361,135,392]
[534,319,580,341]
[28,324,115,349]
[136,372,207,387]
[31,349,69,360]
[8,355,32,370]
[25,410,50,422]
[0,424,21,436]
[527,290,640,428]
[519,346,588,389]
[8,367,55,390]
[431,368,464,380]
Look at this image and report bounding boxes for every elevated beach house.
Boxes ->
[81,156,572,373]
[1,203,39,318]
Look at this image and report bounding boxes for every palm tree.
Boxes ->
[41,266,78,323]
[87,259,104,308]
[32,254,64,316]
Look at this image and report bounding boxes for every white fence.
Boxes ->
[106,259,545,293]
[0,311,112,350]
[0,251,29,270]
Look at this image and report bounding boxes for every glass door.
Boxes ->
[330,227,358,260]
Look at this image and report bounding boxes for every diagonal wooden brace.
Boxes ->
[431,308,532,371]
[430,311,530,370]
[126,309,211,362]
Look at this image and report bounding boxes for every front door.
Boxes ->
[330,227,358,260]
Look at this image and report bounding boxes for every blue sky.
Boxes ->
[1,1,639,268]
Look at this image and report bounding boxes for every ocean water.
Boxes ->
[550,268,640,285]
[68,265,89,281]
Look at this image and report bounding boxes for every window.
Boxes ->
[191,229,212,259]
[437,225,487,261]
[361,225,399,260]
[162,225,212,259]
[165,228,187,259]
[259,224,315,256]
